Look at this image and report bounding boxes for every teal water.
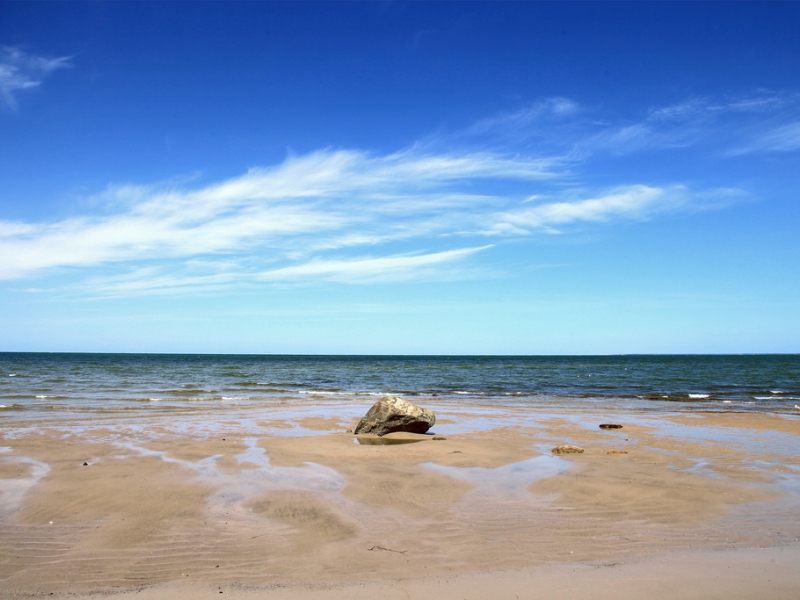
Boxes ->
[1,353,798,417]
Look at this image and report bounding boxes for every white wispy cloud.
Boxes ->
[258,246,493,284]
[80,265,244,298]
[466,97,581,137]
[728,121,800,155]
[0,46,71,109]
[2,94,767,293]
[71,247,494,297]
[0,149,554,281]
[577,93,800,156]
[451,94,769,157]
[486,185,683,235]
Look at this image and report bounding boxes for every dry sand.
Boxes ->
[1,405,799,598]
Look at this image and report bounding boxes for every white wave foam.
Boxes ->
[689,394,710,399]
[722,400,732,404]
[8,374,16,377]
[35,395,48,399]
[148,398,161,402]
[771,390,785,394]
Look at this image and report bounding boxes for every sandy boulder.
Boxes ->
[354,396,436,436]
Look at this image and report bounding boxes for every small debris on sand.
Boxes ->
[368,545,407,554]
[607,449,628,454]
[599,423,623,429]
[552,445,584,454]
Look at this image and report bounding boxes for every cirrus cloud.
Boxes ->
[0,46,71,110]
[1,94,768,295]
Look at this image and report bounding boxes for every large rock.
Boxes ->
[354,396,436,436]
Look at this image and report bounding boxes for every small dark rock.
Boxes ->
[82,462,88,466]
[599,423,623,429]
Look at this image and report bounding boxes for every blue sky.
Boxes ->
[1,1,799,354]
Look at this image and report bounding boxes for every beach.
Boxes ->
[4,1,800,597]
[2,396,800,598]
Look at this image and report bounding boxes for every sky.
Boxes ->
[1,1,799,354]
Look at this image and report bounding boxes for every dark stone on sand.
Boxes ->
[354,396,436,436]
[82,462,88,466]
[552,444,584,454]
[599,423,623,429]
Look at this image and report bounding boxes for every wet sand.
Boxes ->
[1,403,799,598]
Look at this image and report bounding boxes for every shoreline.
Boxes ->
[4,353,799,417]
[1,402,799,597]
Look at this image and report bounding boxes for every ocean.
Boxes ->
[1,353,798,419]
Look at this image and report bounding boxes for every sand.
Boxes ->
[1,404,799,598]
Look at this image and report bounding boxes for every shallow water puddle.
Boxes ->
[538,412,800,458]
[117,437,346,522]
[423,454,570,501]
[638,419,800,458]
[0,446,50,515]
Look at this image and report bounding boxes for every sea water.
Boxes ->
[1,353,798,419]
